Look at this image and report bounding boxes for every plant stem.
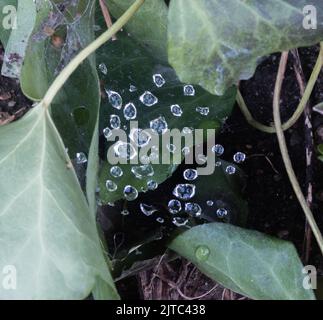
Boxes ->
[42,0,145,108]
[273,51,323,256]
[237,43,323,133]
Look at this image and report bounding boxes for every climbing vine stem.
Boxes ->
[237,42,323,133]
[273,51,323,255]
[42,0,145,109]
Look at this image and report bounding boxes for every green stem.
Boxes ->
[42,0,145,108]
[237,42,323,133]
[273,51,323,256]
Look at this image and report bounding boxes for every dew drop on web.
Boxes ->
[153,74,166,87]
[140,91,158,106]
[173,184,196,200]
[168,199,182,214]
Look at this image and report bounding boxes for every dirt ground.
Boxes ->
[1,43,323,300]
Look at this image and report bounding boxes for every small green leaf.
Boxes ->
[0,104,118,299]
[168,0,323,95]
[106,0,168,62]
[169,223,315,300]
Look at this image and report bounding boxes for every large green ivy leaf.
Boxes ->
[19,0,101,214]
[106,0,168,62]
[0,104,118,299]
[96,32,236,204]
[168,0,323,95]
[169,223,315,300]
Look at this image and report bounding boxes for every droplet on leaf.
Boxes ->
[124,185,138,201]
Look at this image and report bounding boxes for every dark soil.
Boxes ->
[1,43,323,299]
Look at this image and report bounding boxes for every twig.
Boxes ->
[237,44,323,133]
[291,48,314,264]
[99,0,117,40]
[247,154,280,175]
[273,51,323,256]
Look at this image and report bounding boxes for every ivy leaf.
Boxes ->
[96,32,236,204]
[168,0,323,95]
[169,223,315,300]
[106,0,168,62]
[19,0,101,215]
[0,104,118,299]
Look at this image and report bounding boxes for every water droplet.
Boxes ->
[149,152,159,162]
[225,165,236,175]
[76,152,87,164]
[121,209,130,216]
[147,180,158,190]
[156,217,164,224]
[153,74,166,87]
[172,217,188,227]
[206,200,214,207]
[103,127,112,139]
[216,208,228,218]
[131,164,154,179]
[123,103,137,120]
[170,104,183,117]
[212,144,224,156]
[150,116,168,135]
[195,245,210,261]
[166,143,176,153]
[140,203,157,216]
[215,161,222,167]
[183,169,198,181]
[106,180,117,192]
[98,63,107,75]
[140,155,150,165]
[110,166,123,178]
[140,91,158,106]
[110,114,121,129]
[233,152,246,163]
[114,141,137,160]
[124,185,138,201]
[129,84,137,92]
[184,85,195,96]
[182,147,191,156]
[196,106,209,116]
[106,90,122,110]
[182,127,193,135]
[197,154,207,164]
[173,184,196,200]
[168,199,182,214]
[185,202,202,217]
[129,128,151,147]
